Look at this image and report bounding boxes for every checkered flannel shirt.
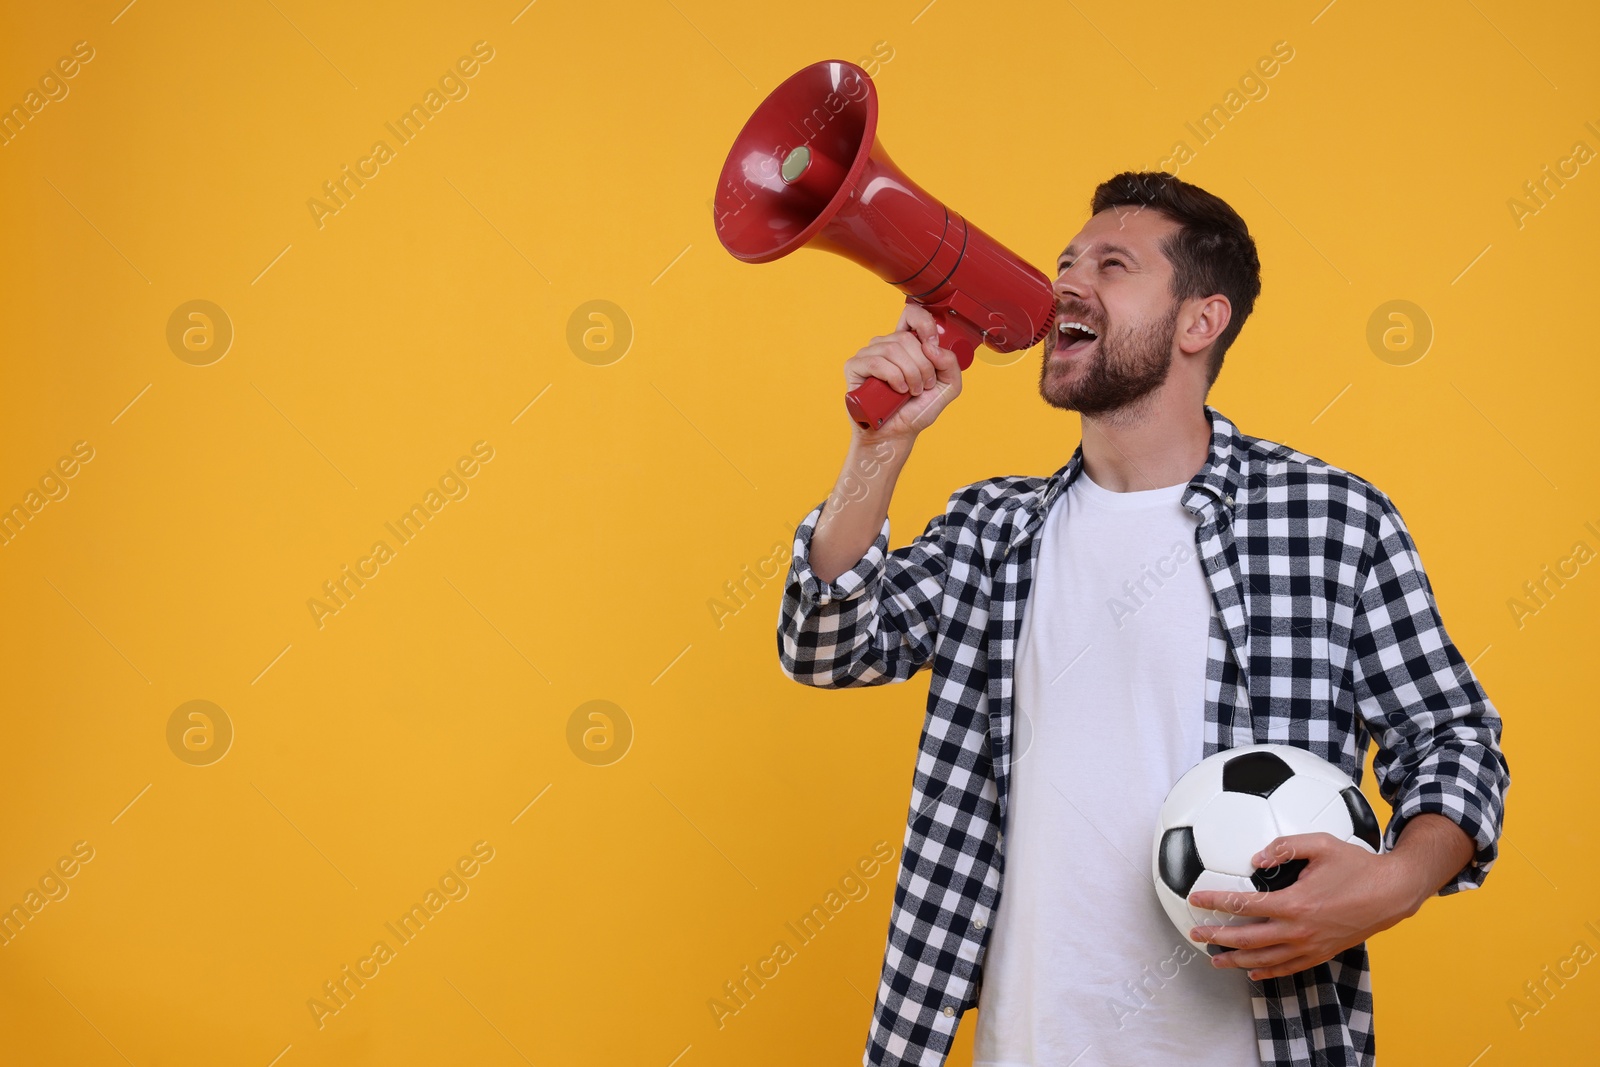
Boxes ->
[776,404,1509,1067]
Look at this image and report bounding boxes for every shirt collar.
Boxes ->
[1025,404,1247,525]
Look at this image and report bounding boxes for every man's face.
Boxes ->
[1040,206,1183,418]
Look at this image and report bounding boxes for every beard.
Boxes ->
[1038,299,1181,419]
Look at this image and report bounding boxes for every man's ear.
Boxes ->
[1177,295,1232,356]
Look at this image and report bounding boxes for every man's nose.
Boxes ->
[1052,262,1089,301]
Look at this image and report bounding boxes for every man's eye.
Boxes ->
[1105,259,1124,268]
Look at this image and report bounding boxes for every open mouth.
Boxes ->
[1055,319,1098,355]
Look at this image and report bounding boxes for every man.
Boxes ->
[775,171,1509,1067]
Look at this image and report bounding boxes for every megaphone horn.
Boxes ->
[713,59,1055,430]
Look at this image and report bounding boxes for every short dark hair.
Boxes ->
[1089,172,1261,387]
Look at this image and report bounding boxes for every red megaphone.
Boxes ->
[713,59,1055,431]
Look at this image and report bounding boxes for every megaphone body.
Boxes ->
[714,60,1055,430]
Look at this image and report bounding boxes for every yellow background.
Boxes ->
[0,0,1594,1063]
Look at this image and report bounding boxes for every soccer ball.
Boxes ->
[1150,743,1383,955]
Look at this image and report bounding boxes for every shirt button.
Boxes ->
[973,918,986,930]
[1224,495,1235,507]
[943,1006,956,1017]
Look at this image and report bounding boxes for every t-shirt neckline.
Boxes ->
[1070,467,1190,510]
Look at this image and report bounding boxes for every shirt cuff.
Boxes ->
[1384,789,1500,896]
[788,500,891,607]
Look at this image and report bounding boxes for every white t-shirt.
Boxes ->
[972,469,1259,1067]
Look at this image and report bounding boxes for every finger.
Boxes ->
[1242,954,1324,982]
[894,342,934,395]
[887,333,937,391]
[855,340,915,362]
[924,339,963,382]
[874,354,918,394]
[1190,917,1294,952]
[850,342,923,391]
[867,329,931,351]
[902,335,934,385]
[1187,887,1281,918]
[1253,833,1337,869]
[898,303,937,343]
[848,351,911,393]
[909,337,940,389]
[1207,938,1305,971]
[867,333,921,350]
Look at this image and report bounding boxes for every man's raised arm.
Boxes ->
[777,304,965,688]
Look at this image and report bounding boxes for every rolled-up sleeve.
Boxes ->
[776,492,961,689]
[1350,494,1510,895]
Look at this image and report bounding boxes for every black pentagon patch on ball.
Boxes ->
[1221,751,1295,798]
[1206,943,1231,957]
[1251,857,1308,893]
[1158,827,1204,896]
[1342,786,1382,851]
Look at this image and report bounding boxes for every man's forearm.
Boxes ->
[1386,813,1478,914]
[810,433,914,585]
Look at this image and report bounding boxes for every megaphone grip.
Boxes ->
[844,305,982,431]
[844,376,913,431]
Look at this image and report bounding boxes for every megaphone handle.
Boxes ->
[844,305,982,431]
[927,304,981,371]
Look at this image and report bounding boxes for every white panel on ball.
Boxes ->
[1192,793,1279,877]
